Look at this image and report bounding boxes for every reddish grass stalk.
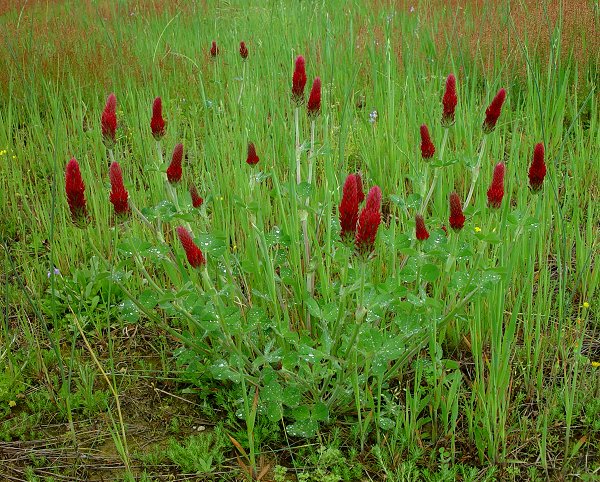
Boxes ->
[210,41,218,57]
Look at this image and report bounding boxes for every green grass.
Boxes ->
[1,0,598,480]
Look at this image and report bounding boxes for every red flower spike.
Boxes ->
[355,173,365,204]
[65,158,88,223]
[176,226,206,268]
[292,55,307,104]
[151,97,166,139]
[109,162,130,215]
[339,174,359,238]
[210,41,218,57]
[355,186,382,251]
[307,77,321,116]
[101,93,117,143]
[448,192,465,230]
[420,124,435,159]
[487,162,506,208]
[442,73,457,126]
[441,225,448,235]
[167,143,184,184]
[189,184,204,208]
[239,41,248,59]
[246,142,259,165]
[528,142,546,191]
[483,88,506,133]
[415,214,430,241]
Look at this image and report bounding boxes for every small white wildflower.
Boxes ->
[369,110,378,124]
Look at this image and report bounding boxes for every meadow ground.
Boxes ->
[0,1,599,480]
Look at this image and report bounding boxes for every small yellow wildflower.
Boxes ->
[8,400,16,408]
[592,361,600,368]
[474,226,482,233]
[233,245,237,251]
[583,302,589,308]
[12,155,16,159]
[220,197,224,201]
[0,150,6,156]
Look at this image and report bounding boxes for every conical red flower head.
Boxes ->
[442,73,457,126]
[151,97,166,139]
[339,174,359,238]
[420,124,435,159]
[487,162,505,208]
[239,41,248,59]
[292,55,307,104]
[355,173,365,204]
[448,192,465,230]
[307,77,321,116]
[210,41,218,57]
[415,214,429,241]
[246,142,259,165]
[65,158,88,224]
[176,226,206,268]
[355,186,382,251]
[483,88,506,133]
[189,184,204,208]
[528,142,546,191]
[167,143,183,184]
[101,93,117,143]
[109,162,130,215]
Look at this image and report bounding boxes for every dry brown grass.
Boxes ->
[392,0,599,75]
[0,0,199,100]
[0,0,596,103]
